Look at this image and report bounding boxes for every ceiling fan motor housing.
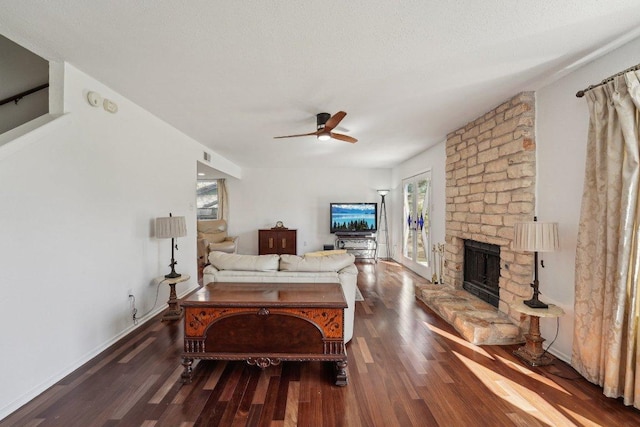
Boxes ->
[316,112,331,130]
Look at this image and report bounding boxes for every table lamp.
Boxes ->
[512,217,559,309]
[155,213,187,278]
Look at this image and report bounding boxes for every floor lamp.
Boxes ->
[377,190,390,260]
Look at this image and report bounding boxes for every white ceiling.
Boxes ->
[2,1,640,169]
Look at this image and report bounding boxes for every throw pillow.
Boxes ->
[209,251,279,271]
[280,253,355,272]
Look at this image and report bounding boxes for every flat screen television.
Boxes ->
[330,202,377,233]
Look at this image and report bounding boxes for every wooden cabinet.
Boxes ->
[259,229,297,255]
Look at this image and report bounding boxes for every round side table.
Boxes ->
[161,274,190,321]
[512,299,564,366]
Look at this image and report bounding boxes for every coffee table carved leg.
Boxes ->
[181,357,193,383]
[335,359,348,386]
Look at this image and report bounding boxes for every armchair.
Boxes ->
[197,219,238,268]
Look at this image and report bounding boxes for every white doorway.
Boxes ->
[401,171,431,277]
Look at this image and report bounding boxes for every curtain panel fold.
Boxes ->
[573,70,640,407]
[217,178,228,221]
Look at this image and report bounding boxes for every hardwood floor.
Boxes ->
[4,261,640,426]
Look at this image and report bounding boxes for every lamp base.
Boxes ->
[165,271,181,279]
[523,298,548,309]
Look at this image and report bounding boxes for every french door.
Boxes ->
[401,171,431,277]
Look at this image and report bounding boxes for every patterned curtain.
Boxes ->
[217,178,228,220]
[573,70,640,407]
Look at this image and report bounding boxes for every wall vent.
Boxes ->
[203,151,211,162]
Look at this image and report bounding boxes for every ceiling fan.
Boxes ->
[274,111,358,143]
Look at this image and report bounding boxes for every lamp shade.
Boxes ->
[512,221,559,252]
[377,189,390,196]
[155,215,187,239]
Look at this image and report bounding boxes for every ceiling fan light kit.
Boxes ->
[274,111,358,143]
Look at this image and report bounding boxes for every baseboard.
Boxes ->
[547,347,571,365]
[0,282,200,422]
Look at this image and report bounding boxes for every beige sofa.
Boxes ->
[203,251,358,343]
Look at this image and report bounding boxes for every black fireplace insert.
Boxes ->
[463,240,501,307]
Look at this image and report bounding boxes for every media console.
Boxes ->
[334,233,377,262]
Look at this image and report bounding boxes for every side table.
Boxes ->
[161,274,190,322]
[512,299,564,366]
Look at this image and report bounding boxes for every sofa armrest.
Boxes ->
[203,263,220,274]
[225,236,238,243]
[338,264,358,275]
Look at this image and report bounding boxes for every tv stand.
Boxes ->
[334,233,377,262]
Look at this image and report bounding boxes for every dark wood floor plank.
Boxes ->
[218,365,252,426]
[234,367,261,424]
[194,362,239,426]
[256,375,281,427]
[272,363,292,420]
[282,381,300,426]
[4,261,640,426]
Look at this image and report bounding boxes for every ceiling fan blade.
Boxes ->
[330,132,358,143]
[273,131,320,139]
[325,111,347,130]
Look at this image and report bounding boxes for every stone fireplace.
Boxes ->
[443,92,536,326]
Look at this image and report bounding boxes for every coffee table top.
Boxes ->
[182,282,347,308]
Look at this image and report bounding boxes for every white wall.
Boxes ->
[0,63,240,420]
[391,142,446,278]
[536,36,640,362]
[227,168,391,255]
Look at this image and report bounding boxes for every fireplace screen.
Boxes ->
[463,240,500,307]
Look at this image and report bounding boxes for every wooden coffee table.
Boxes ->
[181,282,348,386]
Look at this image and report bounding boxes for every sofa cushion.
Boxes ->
[280,253,355,272]
[304,249,347,257]
[209,251,279,271]
[199,231,227,244]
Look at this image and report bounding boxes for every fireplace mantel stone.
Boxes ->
[443,92,536,329]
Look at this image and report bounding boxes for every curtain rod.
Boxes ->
[576,63,640,98]
[0,83,49,106]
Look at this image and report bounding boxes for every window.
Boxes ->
[196,180,218,219]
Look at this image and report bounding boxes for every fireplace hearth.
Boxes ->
[463,240,501,307]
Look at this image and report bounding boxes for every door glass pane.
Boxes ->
[403,182,414,259]
[416,178,429,266]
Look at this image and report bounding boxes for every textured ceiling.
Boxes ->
[2,1,640,169]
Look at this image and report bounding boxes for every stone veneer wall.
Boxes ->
[443,92,536,323]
